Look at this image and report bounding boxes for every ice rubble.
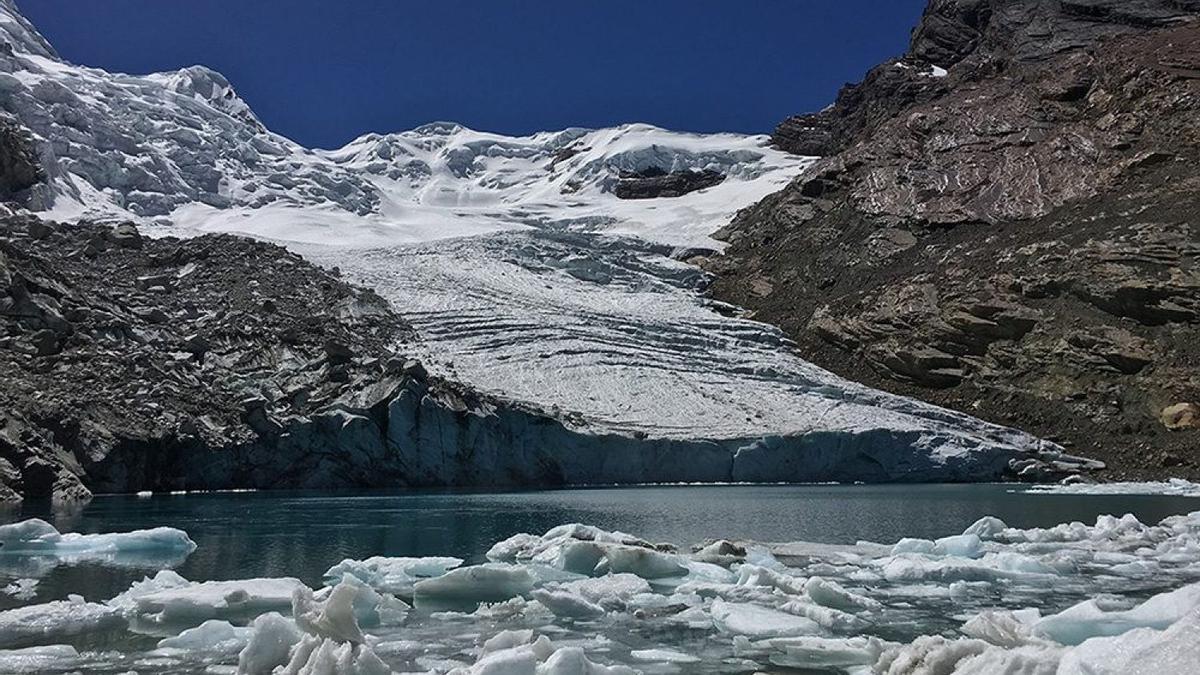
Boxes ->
[1023,478,1200,497]
[0,513,1199,672]
[0,595,123,648]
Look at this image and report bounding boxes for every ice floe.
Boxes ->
[0,518,196,576]
[0,595,123,648]
[0,515,1199,672]
[1023,478,1200,497]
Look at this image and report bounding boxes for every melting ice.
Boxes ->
[0,511,1198,673]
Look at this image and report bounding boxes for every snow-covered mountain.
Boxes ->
[0,0,805,249]
[0,0,1086,482]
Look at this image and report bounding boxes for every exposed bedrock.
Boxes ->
[711,1,1200,479]
[613,168,726,200]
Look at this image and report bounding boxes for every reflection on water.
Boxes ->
[2,483,1197,605]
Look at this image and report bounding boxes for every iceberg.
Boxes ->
[0,596,124,648]
[413,563,535,609]
[0,518,196,575]
[710,598,821,638]
[323,555,463,595]
[0,645,81,674]
[112,570,306,625]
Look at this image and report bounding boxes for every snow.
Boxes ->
[0,0,1083,485]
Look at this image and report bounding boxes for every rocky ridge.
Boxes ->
[710,0,1200,478]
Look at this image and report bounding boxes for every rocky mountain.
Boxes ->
[0,0,1112,501]
[710,0,1200,479]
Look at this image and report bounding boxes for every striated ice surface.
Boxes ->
[1,512,1200,672]
[0,0,1087,484]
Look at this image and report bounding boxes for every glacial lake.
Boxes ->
[3,483,1197,603]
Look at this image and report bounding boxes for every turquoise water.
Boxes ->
[3,483,1196,604]
[2,484,1199,674]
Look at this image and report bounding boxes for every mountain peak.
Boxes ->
[0,0,58,60]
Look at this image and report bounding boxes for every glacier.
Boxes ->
[0,0,1093,486]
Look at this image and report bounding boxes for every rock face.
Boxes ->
[710,0,1200,479]
[613,168,725,199]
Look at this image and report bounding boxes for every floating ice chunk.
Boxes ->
[491,524,686,580]
[455,634,555,674]
[275,634,391,675]
[551,540,686,579]
[1057,608,1200,675]
[309,575,409,631]
[157,619,251,653]
[779,599,867,632]
[950,645,1062,674]
[961,609,1045,648]
[487,533,545,563]
[890,534,983,558]
[0,645,80,673]
[692,540,746,566]
[804,577,882,611]
[237,612,304,675]
[880,551,1058,583]
[539,646,636,675]
[323,555,463,595]
[710,598,821,638]
[558,573,652,609]
[629,648,701,664]
[451,632,633,675]
[0,596,124,648]
[1033,580,1200,645]
[2,578,37,600]
[0,518,196,572]
[294,580,369,644]
[115,570,307,625]
[933,534,984,558]
[414,563,535,608]
[489,524,666,563]
[963,516,1008,539]
[531,588,606,619]
[482,629,537,654]
[874,635,992,674]
[756,636,888,670]
[736,564,806,595]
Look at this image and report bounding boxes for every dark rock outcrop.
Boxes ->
[711,1,1200,479]
[614,168,725,199]
[0,117,41,203]
[772,0,1198,157]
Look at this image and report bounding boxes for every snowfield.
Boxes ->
[0,0,1086,483]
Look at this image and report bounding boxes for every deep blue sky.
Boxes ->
[20,1,926,149]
